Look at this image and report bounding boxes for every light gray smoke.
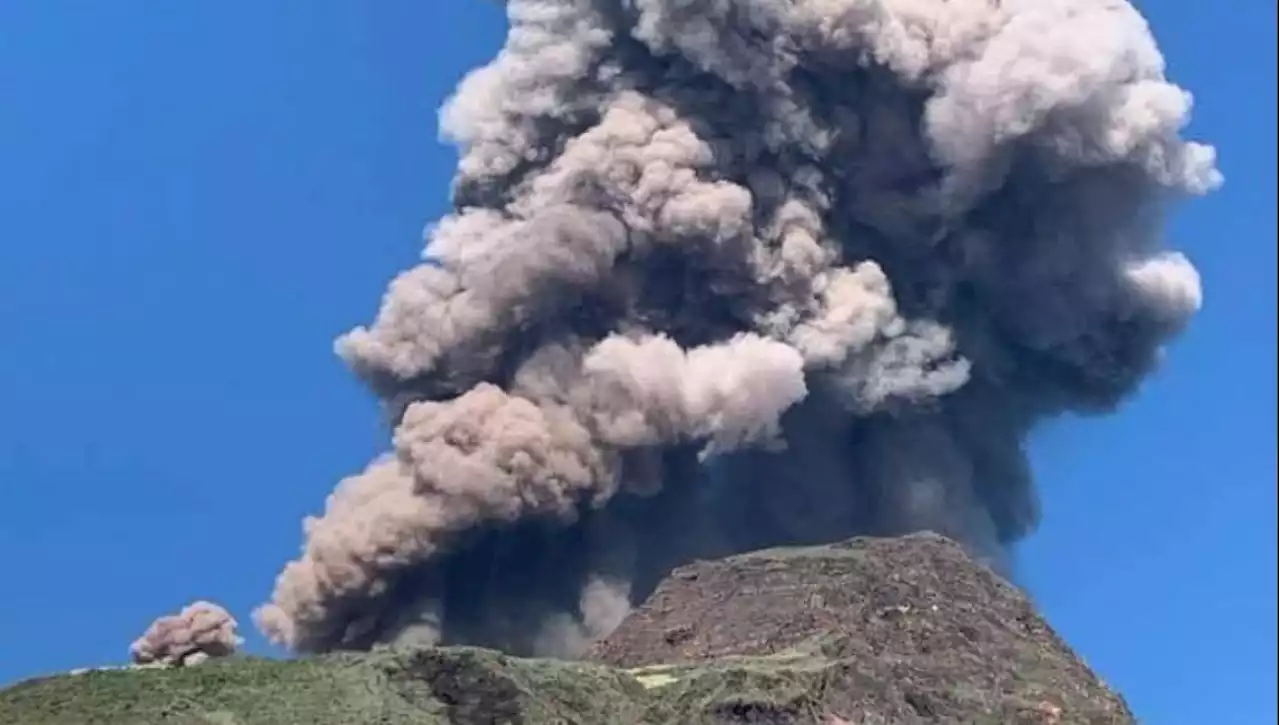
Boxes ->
[256,0,1219,657]
[130,601,242,667]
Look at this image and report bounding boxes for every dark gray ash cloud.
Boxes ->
[255,0,1219,657]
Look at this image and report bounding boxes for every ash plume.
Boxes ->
[130,601,242,667]
[256,0,1219,657]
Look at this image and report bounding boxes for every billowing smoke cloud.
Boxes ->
[256,0,1219,657]
[130,601,242,667]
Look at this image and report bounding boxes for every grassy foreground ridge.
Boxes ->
[0,534,1136,725]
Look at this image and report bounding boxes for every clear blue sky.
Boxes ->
[0,2,1274,722]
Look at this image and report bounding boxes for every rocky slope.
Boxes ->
[0,534,1135,724]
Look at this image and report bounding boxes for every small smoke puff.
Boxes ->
[129,601,241,667]
[1123,252,1203,326]
[788,263,902,367]
[578,333,808,454]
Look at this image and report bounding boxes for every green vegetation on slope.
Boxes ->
[0,639,1126,725]
[1,648,645,725]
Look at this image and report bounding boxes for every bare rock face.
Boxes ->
[591,532,1135,724]
[2,533,1135,725]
